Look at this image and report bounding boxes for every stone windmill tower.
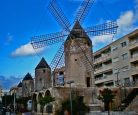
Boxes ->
[65,21,93,87]
[22,73,34,97]
[31,0,118,88]
[35,57,51,91]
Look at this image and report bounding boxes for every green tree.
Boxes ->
[38,96,55,115]
[98,88,116,115]
[16,96,31,112]
[2,95,13,107]
[56,96,89,115]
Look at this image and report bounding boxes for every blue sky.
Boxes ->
[0,0,137,90]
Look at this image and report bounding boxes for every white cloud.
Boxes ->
[117,11,135,35]
[116,0,138,36]
[0,75,22,90]
[11,42,45,57]
[92,0,138,48]
[92,35,113,45]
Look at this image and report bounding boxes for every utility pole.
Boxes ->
[67,80,74,115]
[13,89,16,115]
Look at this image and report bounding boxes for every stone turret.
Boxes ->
[64,21,94,87]
[22,73,34,97]
[16,82,22,98]
[35,57,51,91]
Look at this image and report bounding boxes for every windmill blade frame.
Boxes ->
[31,31,67,49]
[50,41,65,71]
[48,0,71,32]
[74,0,95,24]
[85,21,118,36]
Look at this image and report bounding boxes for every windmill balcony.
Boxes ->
[95,75,113,84]
[129,41,138,50]
[94,54,111,64]
[130,54,138,63]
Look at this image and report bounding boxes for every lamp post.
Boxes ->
[115,67,127,110]
[66,80,74,115]
[13,88,16,115]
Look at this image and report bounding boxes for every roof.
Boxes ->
[17,82,22,87]
[35,57,50,70]
[23,73,33,81]
[66,21,91,43]
[93,29,138,54]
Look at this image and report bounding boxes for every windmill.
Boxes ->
[31,0,118,87]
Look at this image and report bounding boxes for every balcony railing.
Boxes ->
[94,54,111,64]
[94,65,112,74]
[95,75,113,84]
[130,54,138,63]
[129,40,138,50]
[131,66,138,75]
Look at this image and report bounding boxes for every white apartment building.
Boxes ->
[93,29,138,87]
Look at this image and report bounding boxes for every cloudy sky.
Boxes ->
[0,0,137,90]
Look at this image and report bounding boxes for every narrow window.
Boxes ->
[86,77,90,87]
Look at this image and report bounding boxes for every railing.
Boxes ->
[118,88,138,111]
[86,111,137,115]
[129,40,138,45]
[94,65,112,74]
[94,54,111,63]
[129,40,138,50]
[131,54,138,58]
[95,75,112,81]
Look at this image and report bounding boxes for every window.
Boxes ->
[112,57,119,62]
[112,46,118,51]
[43,69,45,73]
[114,69,119,74]
[122,66,129,71]
[124,78,130,86]
[59,71,63,75]
[122,53,128,60]
[121,41,127,47]
[86,77,90,87]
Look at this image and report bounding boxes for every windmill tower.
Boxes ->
[35,57,51,91]
[22,73,34,97]
[65,21,94,87]
[31,0,118,88]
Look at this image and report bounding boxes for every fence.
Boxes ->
[86,111,138,115]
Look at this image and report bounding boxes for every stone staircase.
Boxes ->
[118,88,138,111]
[125,95,138,113]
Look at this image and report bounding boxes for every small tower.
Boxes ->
[64,21,94,87]
[22,73,34,97]
[16,82,22,98]
[35,57,51,91]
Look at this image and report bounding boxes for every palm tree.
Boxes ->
[56,96,89,115]
[98,88,116,115]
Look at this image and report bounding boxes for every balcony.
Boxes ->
[94,54,111,64]
[129,41,138,50]
[94,64,112,75]
[95,75,114,84]
[130,54,138,63]
[131,66,138,76]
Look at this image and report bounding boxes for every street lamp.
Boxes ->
[66,80,74,115]
[115,67,124,86]
[115,67,127,110]
[13,88,17,115]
